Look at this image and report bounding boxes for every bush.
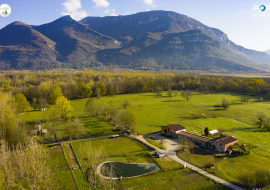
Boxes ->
[214,154,227,158]
[239,170,270,188]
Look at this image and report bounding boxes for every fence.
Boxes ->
[61,145,79,190]
[70,143,82,168]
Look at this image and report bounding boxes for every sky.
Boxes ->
[0,0,269,51]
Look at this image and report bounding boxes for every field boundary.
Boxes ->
[61,145,79,190]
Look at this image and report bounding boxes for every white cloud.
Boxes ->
[93,0,110,8]
[146,9,150,11]
[61,0,87,20]
[143,0,156,7]
[103,9,117,16]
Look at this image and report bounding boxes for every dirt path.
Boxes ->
[133,135,245,190]
[65,144,79,168]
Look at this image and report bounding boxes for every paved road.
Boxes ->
[134,135,246,190]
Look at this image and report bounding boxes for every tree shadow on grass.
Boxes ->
[161,100,184,102]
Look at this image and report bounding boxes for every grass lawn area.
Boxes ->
[72,137,152,167]
[181,117,270,151]
[81,117,120,137]
[214,153,270,182]
[46,145,77,190]
[153,155,183,170]
[178,148,220,167]
[20,92,264,126]
[121,169,230,190]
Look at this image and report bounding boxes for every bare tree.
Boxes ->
[73,117,84,140]
[0,140,16,189]
[0,139,52,190]
[173,90,178,97]
[181,90,192,101]
[80,142,115,190]
[45,108,60,140]
[121,99,131,109]
[108,106,118,126]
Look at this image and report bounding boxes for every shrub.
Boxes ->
[214,154,226,158]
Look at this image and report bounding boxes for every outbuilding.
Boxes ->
[178,131,211,145]
[210,136,238,152]
[161,124,186,137]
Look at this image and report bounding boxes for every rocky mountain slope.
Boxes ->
[0,10,269,71]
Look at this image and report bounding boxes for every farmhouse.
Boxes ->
[178,131,211,145]
[210,136,238,152]
[161,124,238,152]
[161,124,186,136]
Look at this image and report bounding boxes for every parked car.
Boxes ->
[154,151,165,157]
[199,145,207,150]
[154,151,161,156]
[158,153,165,158]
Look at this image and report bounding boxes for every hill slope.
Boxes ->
[0,21,60,69]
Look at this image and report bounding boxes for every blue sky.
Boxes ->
[0,0,269,51]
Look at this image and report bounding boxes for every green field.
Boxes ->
[153,155,183,170]
[178,148,220,168]
[121,169,230,190]
[20,92,269,134]
[214,153,270,182]
[81,117,120,137]
[46,145,77,190]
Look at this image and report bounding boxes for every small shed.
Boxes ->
[209,130,219,135]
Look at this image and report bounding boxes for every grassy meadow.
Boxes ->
[214,153,270,182]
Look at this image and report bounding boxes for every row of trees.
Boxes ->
[84,98,137,132]
[1,72,270,107]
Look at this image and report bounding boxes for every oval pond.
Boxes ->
[99,161,159,178]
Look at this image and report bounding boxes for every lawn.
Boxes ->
[121,169,230,190]
[181,117,270,151]
[81,117,120,137]
[153,155,183,170]
[46,145,77,190]
[178,148,221,167]
[20,92,270,135]
[214,153,270,183]
[72,137,152,168]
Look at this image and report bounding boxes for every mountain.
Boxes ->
[0,21,60,69]
[0,10,270,71]
[32,15,120,68]
[80,11,270,71]
[266,50,270,56]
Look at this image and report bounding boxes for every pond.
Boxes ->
[98,161,159,179]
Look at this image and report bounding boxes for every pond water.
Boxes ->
[99,161,159,178]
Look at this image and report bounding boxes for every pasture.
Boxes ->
[214,153,270,182]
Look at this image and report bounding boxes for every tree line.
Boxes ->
[1,72,270,108]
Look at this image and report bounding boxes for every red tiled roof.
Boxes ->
[211,136,238,145]
[178,131,211,142]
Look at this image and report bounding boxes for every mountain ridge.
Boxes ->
[0,11,269,71]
